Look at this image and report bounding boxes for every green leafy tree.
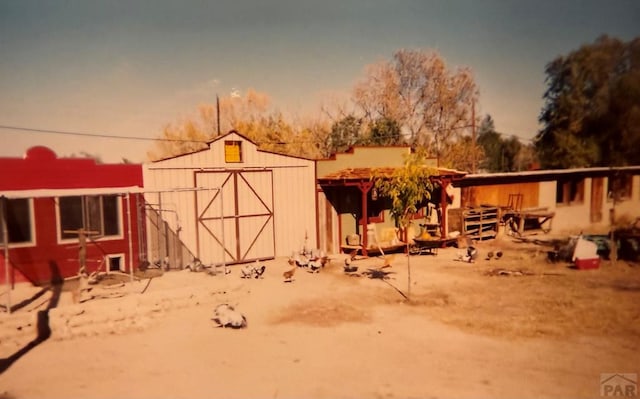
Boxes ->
[372,149,436,300]
[477,115,537,172]
[367,117,403,146]
[515,143,538,171]
[477,115,503,172]
[327,115,363,154]
[501,136,523,172]
[536,35,640,168]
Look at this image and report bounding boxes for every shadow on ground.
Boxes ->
[0,261,63,375]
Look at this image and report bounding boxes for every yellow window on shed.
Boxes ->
[224,140,242,163]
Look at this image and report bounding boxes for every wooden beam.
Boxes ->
[357,181,373,256]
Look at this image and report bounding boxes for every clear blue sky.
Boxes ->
[1,0,639,163]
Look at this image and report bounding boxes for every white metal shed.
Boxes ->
[142,131,317,266]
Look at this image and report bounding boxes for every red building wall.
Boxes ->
[1,146,144,286]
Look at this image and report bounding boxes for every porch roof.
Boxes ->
[317,166,467,185]
[456,165,640,187]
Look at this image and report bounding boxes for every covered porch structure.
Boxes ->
[317,167,466,257]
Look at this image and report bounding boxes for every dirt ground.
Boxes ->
[0,236,639,399]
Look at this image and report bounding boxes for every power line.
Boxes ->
[0,122,536,148]
[0,123,427,147]
[0,124,208,144]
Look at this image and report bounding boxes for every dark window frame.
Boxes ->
[556,178,585,206]
[607,173,633,202]
[58,195,121,242]
[224,140,243,163]
[0,198,35,247]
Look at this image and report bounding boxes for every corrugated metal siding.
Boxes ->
[272,164,317,256]
[143,132,316,265]
[194,172,230,264]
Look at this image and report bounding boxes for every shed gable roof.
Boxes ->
[150,130,314,164]
[207,130,257,146]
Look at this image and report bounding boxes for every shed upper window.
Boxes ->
[224,141,243,163]
[0,198,34,246]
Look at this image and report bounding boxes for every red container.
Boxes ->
[575,258,600,270]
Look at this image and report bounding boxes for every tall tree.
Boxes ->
[477,115,503,172]
[147,89,324,160]
[147,116,211,160]
[536,35,640,168]
[477,115,538,172]
[327,115,364,154]
[440,136,483,172]
[372,149,436,300]
[353,49,479,158]
[514,143,538,171]
[292,114,332,159]
[501,136,523,172]
[367,117,403,146]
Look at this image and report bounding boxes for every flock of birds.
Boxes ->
[212,248,331,330]
[212,247,389,330]
[212,243,506,330]
[282,250,330,282]
[486,250,504,261]
[240,261,267,279]
[456,246,504,263]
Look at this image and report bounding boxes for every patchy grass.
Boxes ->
[407,251,640,341]
[317,240,640,344]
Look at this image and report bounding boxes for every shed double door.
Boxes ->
[195,170,275,265]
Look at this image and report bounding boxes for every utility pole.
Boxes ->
[216,95,221,136]
[436,106,443,168]
[471,100,477,173]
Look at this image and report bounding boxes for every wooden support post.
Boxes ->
[62,228,99,303]
[63,228,99,276]
[358,182,373,257]
[439,179,450,242]
[1,197,11,313]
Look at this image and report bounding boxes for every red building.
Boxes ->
[1,146,144,286]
